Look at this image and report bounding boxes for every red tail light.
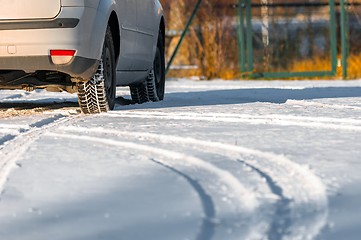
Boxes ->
[50,50,76,65]
[50,50,76,56]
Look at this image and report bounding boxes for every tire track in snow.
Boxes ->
[150,159,216,240]
[107,111,361,131]
[61,126,329,240]
[0,115,67,147]
[0,124,29,142]
[240,162,292,240]
[46,132,266,240]
[0,114,78,197]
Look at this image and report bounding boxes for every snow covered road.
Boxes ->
[0,79,361,240]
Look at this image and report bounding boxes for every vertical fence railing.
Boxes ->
[245,0,254,76]
[237,0,247,74]
[340,0,350,79]
[330,0,338,75]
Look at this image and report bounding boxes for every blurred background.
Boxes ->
[160,0,361,80]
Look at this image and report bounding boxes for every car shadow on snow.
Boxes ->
[116,86,361,110]
[1,86,361,112]
[0,101,79,110]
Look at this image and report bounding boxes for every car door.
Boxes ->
[116,0,138,71]
[135,0,157,71]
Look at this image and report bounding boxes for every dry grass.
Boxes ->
[288,54,361,80]
[347,53,361,79]
[168,54,361,80]
[289,57,331,73]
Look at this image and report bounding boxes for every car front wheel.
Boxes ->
[147,31,165,102]
[130,30,165,104]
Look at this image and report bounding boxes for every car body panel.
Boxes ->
[61,0,100,8]
[135,0,157,71]
[116,0,139,72]
[0,0,61,20]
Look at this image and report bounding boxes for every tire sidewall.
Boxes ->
[155,33,165,101]
[103,27,116,110]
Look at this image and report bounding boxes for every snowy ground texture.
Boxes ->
[0,79,361,240]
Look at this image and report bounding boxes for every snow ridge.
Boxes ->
[46,132,268,239]
[60,126,328,240]
[106,111,361,131]
[46,132,259,211]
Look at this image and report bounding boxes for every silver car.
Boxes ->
[0,0,165,114]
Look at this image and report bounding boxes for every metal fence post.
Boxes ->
[340,0,350,79]
[165,0,203,74]
[237,0,247,73]
[329,0,338,75]
[245,0,254,76]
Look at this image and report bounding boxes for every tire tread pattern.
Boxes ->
[147,70,160,102]
[77,80,109,114]
[77,27,114,114]
[130,83,149,104]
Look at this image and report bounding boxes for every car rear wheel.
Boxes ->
[130,30,165,104]
[77,27,116,114]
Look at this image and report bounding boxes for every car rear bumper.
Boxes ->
[0,56,98,80]
[0,6,103,80]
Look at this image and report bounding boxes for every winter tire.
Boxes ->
[77,27,116,114]
[130,30,165,104]
[130,82,149,104]
[147,31,165,102]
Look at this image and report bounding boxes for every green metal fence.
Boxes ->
[237,0,351,79]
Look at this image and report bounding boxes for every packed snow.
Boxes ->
[0,79,361,240]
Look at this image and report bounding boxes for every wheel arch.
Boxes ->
[149,16,165,72]
[159,16,165,49]
[108,11,120,64]
[91,0,117,60]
